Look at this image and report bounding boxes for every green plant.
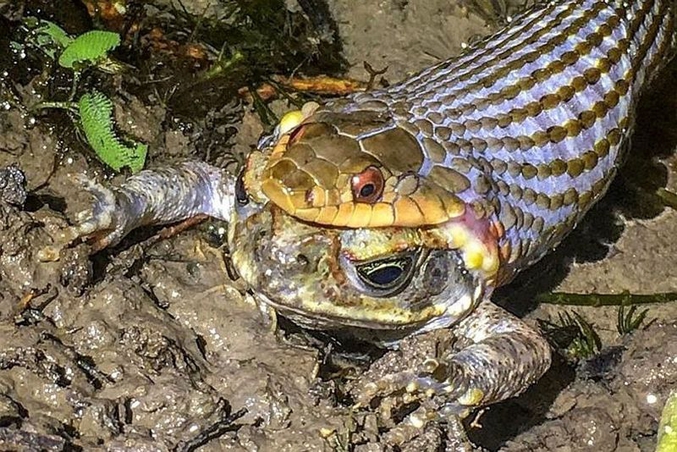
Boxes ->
[21,17,123,78]
[616,305,649,335]
[78,91,147,173]
[36,91,148,173]
[23,17,73,58]
[540,311,602,361]
[78,91,148,173]
[58,30,121,71]
[19,19,144,172]
[657,391,677,451]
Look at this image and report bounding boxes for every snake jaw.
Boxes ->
[422,207,502,288]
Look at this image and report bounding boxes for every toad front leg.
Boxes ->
[353,301,551,442]
[53,161,235,251]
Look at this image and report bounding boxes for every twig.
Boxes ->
[174,407,247,452]
[239,75,367,102]
[536,291,677,306]
[363,61,388,90]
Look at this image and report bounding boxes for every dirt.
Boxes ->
[0,0,676,451]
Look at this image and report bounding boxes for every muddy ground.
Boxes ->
[0,0,676,451]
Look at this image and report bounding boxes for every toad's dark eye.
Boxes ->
[363,265,403,286]
[354,252,418,296]
[351,166,384,204]
[235,169,248,205]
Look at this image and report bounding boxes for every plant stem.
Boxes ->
[657,188,677,210]
[536,291,677,306]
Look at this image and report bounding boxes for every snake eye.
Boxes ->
[353,251,418,296]
[235,168,248,205]
[351,166,384,204]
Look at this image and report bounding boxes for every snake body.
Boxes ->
[261,0,677,280]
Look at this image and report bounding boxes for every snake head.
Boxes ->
[255,106,470,228]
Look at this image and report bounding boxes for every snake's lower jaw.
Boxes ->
[424,206,502,281]
[259,177,298,214]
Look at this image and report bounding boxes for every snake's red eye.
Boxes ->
[351,166,384,204]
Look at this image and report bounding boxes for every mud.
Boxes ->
[0,0,676,451]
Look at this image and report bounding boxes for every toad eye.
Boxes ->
[351,166,384,204]
[353,251,418,297]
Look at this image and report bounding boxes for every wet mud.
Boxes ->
[0,0,676,451]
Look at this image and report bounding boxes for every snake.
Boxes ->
[256,0,677,282]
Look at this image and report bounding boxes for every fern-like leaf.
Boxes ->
[59,30,120,69]
[78,91,147,173]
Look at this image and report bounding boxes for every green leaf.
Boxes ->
[34,19,73,48]
[78,91,147,173]
[59,30,120,69]
[657,391,677,452]
[23,17,73,59]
